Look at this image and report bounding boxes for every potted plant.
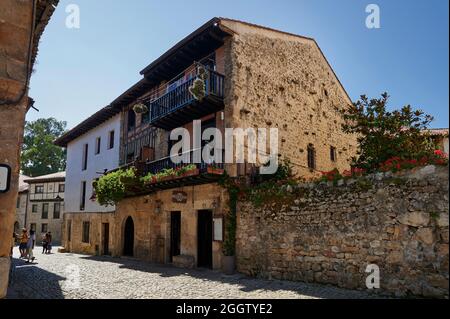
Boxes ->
[132,103,148,115]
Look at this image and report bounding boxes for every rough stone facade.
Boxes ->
[0,0,58,298]
[236,165,449,298]
[62,183,229,269]
[222,19,358,178]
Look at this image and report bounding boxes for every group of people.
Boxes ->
[11,228,53,263]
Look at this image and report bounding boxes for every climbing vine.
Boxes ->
[93,168,139,206]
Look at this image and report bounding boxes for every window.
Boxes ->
[127,111,136,131]
[58,183,65,193]
[32,204,38,213]
[41,223,48,233]
[330,146,337,162]
[42,203,49,219]
[67,220,72,242]
[80,181,86,211]
[16,196,20,208]
[30,223,36,232]
[82,143,88,170]
[95,137,101,155]
[108,130,115,149]
[141,110,149,124]
[53,203,61,219]
[35,185,44,193]
[307,144,316,170]
[82,221,90,243]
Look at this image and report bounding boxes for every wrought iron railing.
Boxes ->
[142,148,225,176]
[147,70,224,123]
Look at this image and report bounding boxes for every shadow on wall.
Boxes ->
[6,258,66,299]
[80,255,377,299]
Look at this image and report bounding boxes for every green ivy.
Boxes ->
[93,168,138,206]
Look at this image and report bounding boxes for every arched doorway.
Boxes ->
[14,221,20,234]
[123,216,134,256]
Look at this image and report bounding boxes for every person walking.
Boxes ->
[26,230,36,263]
[19,228,28,258]
[46,232,53,254]
[42,233,48,254]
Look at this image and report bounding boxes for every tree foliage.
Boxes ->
[21,118,67,176]
[341,93,435,171]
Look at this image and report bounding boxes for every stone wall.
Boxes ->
[0,0,34,298]
[222,20,358,178]
[236,165,449,298]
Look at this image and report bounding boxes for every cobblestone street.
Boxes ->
[7,247,374,299]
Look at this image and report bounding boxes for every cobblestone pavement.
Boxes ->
[7,247,375,299]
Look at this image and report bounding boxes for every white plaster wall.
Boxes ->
[65,114,120,213]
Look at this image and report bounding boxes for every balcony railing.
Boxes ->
[142,148,224,176]
[146,70,225,129]
[120,126,157,166]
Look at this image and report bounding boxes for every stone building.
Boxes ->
[23,172,65,244]
[55,18,357,270]
[0,0,58,298]
[14,175,30,234]
[426,128,449,155]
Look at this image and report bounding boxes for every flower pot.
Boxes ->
[207,167,224,175]
[182,168,200,178]
[222,255,235,275]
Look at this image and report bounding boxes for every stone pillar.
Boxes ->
[0,0,34,298]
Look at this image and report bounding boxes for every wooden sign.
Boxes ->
[172,191,187,203]
[0,164,11,193]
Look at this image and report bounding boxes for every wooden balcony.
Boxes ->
[147,70,224,130]
[132,149,225,192]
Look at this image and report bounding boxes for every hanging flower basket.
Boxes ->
[189,78,206,101]
[133,103,148,114]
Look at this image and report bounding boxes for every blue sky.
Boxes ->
[28,0,449,129]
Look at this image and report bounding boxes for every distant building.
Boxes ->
[14,174,30,234]
[426,128,449,155]
[23,172,65,244]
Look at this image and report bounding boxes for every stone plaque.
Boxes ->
[172,191,187,203]
[213,217,223,241]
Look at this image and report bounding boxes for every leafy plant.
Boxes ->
[93,168,138,206]
[341,93,435,172]
[133,103,148,114]
[140,164,198,183]
[189,78,206,101]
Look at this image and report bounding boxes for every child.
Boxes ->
[42,233,48,254]
[19,228,28,258]
[26,230,36,263]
